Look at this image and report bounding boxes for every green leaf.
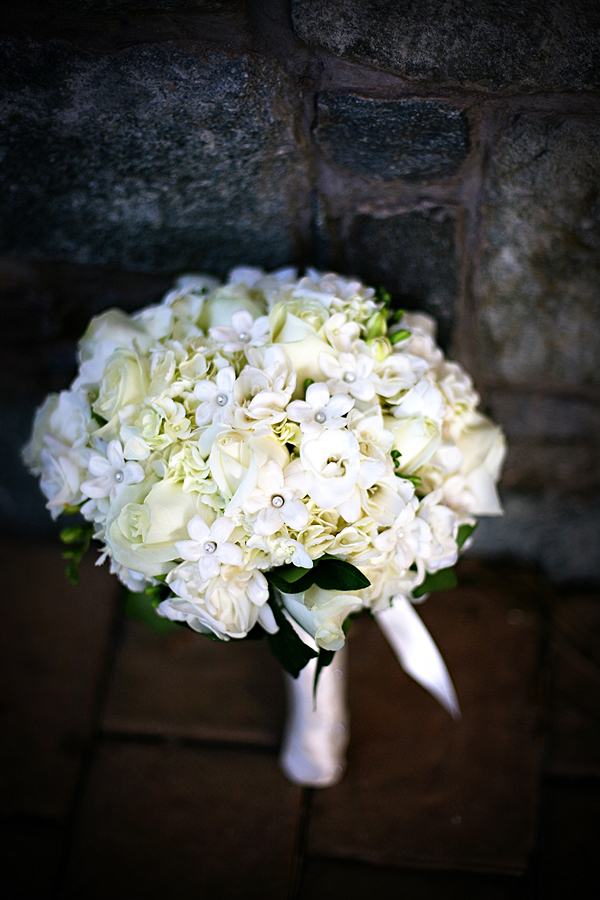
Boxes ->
[266,588,317,678]
[376,286,392,307]
[390,328,411,345]
[303,377,314,395]
[457,522,477,549]
[412,566,458,600]
[125,589,180,634]
[268,557,371,595]
[266,557,370,596]
[313,648,336,700]
[59,522,94,584]
[313,557,370,591]
[265,564,313,591]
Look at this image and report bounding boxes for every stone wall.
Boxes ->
[1,0,599,581]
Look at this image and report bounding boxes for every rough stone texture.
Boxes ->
[0,544,119,819]
[309,566,542,872]
[548,590,600,777]
[314,93,469,182]
[476,114,600,387]
[61,741,300,900]
[501,441,600,492]
[292,0,600,92]
[42,1,239,9]
[102,616,285,746]
[486,391,600,442]
[0,38,310,274]
[467,491,600,584]
[324,207,460,349]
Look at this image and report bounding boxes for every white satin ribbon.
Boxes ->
[376,595,460,719]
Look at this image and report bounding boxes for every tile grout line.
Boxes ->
[288,787,313,900]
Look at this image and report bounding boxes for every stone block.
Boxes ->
[292,0,600,92]
[0,543,120,818]
[0,38,310,274]
[486,391,600,441]
[314,93,469,182]
[309,563,543,872]
[324,207,460,349]
[501,440,600,492]
[547,590,600,777]
[102,616,285,746]
[61,741,300,900]
[468,490,600,584]
[476,114,600,387]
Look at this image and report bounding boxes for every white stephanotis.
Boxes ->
[209,309,270,353]
[286,382,354,435]
[241,459,309,536]
[319,350,378,402]
[194,366,236,426]
[175,514,243,580]
[81,440,145,502]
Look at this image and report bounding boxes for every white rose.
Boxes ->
[385,414,441,475]
[208,426,289,510]
[160,563,270,639]
[105,478,200,576]
[198,285,266,330]
[23,390,91,473]
[93,349,150,430]
[442,411,506,515]
[74,309,154,389]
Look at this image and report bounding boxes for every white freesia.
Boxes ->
[298,429,361,510]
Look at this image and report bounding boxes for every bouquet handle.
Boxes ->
[279,644,349,788]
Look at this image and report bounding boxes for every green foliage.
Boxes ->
[412,566,458,600]
[303,378,314,395]
[124,586,180,634]
[59,522,94,585]
[457,522,477,549]
[266,587,318,678]
[390,328,411,345]
[265,555,370,595]
[376,286,392,307]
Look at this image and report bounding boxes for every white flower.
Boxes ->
[209,310,270,352]
[241,459,309,535]
[194,367,236,425]
[280,585,364,651]
[198,284,266,331]
[319,351,377,402]
[160,563,271,639]
[81,440,145,502]
[175,514,243,580]
[441,411,506,516]
[298,429,361,510]
[286,382,354,435]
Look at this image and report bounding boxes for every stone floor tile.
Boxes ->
[60,739,301,900]
[1,816,65,900]
[308,563,544,873]
[547,591,600,776]
[0,541,120,819]
[299,858,533,900]
[103,618,286,746]
[538,778,600,900]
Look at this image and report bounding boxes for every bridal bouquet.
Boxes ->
[23,266,505,699]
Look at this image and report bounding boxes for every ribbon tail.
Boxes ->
[376,596,461,719]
